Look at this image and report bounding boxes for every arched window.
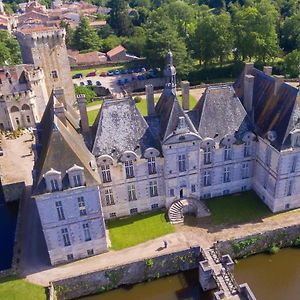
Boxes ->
[11,106,19,113]
[21,104,30,111]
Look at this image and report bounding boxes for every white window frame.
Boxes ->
[73,174,82,187]
[244,140,251,157]
[125,160,135,178]
[56,201,65,220]
[204,147,211,164]
[78,196,87,216]
[204,170,211,186]
[224,145,232,161]
[101,164,111,183]
[105,188,115,205]
[83,223,91,241]
[191,184,196,193]
[242,163,249,179]
[50,178,59,192]
[291,156,297,173]
[148,157,156,174]
[128,184,137,201]
[178,154,186,172]
[149,180,158,197]
[61,228,71,247]
[130,208,138,214]
[223,167,230,183]
[287,180,293,196]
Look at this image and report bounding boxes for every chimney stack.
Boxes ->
[54,100,67,126]
[274,75,284,96]
[181,81,190,110]
[263,66,272,76]
[53,87,67,108]
[146,84,155,115]
[77,94,90,134]
[244,62,254,75]
[244,75,254,114]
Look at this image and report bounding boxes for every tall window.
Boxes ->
[291,156,297,173]
[244,141,251,157]
[287,180,293,196]
[78,197,87,216]
[26,116,31,123]
[149,180,158,197]
[73,174,82,187]
[170,189,175,197]
[204,147,211,164]
[125,160,134,178]
[83,223,91,241]
[101,165,111,183]
[223,167,230,183]
[50,178,59,192]
[51,70,58,78]
[128,184,137,201]
[105,188,114,205]
[148,157,156,174]
[242,163,249,179]
[178,154,186,172]
[224,145,232,161]
[56,201,65,220]
[61,228,71,246]
[204,170,211,186]
[265,147,271,167]
[191,184,196,193]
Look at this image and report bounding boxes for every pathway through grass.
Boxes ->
[107,211,174,250]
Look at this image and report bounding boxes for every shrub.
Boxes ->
[134,96,142,103]
[293,237,300,247]
[268,244,280,254]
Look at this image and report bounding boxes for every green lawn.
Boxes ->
[107,211,175,250]
[87,109,99,126]
[71,64,126,76]
[0,276,46,300]
[86,99,103,107]
[206,191,272,225]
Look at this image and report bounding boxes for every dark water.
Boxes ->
[82,269,214,300]
[83,248,300,300]
[0,184,19,270]
[235,248,300,300]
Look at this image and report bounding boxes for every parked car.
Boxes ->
[117,78,124,86]
[87,80,93,85]
[131,75,137,81]
[80,81,85,86]
[72,73,83,79]
[96,81,101,86]
[124,78,129,84]
[107,70,114,76]
[100,72,107,77]
[114,69,120,75]
[86,71,96,77]
[121,69,127,75]
[137,75,145,80]
[134,68,142,73]
[127,68,134,74]
[141,67,146,73]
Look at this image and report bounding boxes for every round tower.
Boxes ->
[163,49,176,90]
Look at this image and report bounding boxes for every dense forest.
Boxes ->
[2,0,300,80]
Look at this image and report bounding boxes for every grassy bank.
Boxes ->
[0,276,46,300]
[107,211,175,250]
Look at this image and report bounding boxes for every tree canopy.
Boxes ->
[0,30,21,66]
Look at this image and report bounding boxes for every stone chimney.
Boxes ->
[274,75,284,96]
[54,100,67,126]
[244,75,254,114]
[263,66,272,76]
[53,87,67,108]
[76,94,89,135]
[181,81,190,110]
[146,84,155,115]
[244,62,254,75]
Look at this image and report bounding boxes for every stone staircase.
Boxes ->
[168,198,211,224]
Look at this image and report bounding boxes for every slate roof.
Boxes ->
[190,85,252,142]
[33,95,100,195]
[92,98,160,158]
[155,86,197,141]
[234,68,299,150]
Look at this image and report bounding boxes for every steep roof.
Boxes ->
[33,96,100,195]
[106,45,126,58]
[233,68,299,150]
[190,85,251,142]
[92,98,160,158]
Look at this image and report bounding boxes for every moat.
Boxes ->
[83,248,300,300]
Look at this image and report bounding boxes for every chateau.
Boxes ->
[2,26,300,266]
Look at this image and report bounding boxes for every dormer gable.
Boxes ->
[67,164,85,188]
[43,168,62,192]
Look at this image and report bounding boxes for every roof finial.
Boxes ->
[163,49,176,92]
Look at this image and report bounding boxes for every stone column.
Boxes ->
[181,81,190,110]
[77,94,89,135]
[274,75,284,96]
[244,75,254,114]
[146,84,155,115]
[54,102,67,126]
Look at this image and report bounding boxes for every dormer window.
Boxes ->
[204,146,211,164]
[244,141,251,157]
[224,145,232,161]
[101,164,112,183]
[148,157,156,175]
[44,168,62,193]
[67,164,85,188]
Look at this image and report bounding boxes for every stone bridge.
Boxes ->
[199,243,256,300]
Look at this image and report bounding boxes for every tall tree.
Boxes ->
[0,30,21,66]
[280,13,300,52]
[283,50,300,77]
[72,17,101,51]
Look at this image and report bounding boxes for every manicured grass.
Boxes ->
[87,109,99,126]
[71,64,126,76]
[86,99,103,107]
[107,211,175,250]
[0,276,46,300]
[206,191,272,225]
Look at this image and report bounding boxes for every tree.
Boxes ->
[0,30,21,66]
[283,50,300,77]
[192,10,233,66]
[231,0,280,62]
[101,35,122,52]
[280,13,300,52]
[59,20,74,49]
[72,17,101,51]
[108,0,134,36]
[145,11,192,77]
[123,26,146,56]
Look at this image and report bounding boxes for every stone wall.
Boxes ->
[215,224,300,259]
[2,181,25,203]
[51,245,200,300]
